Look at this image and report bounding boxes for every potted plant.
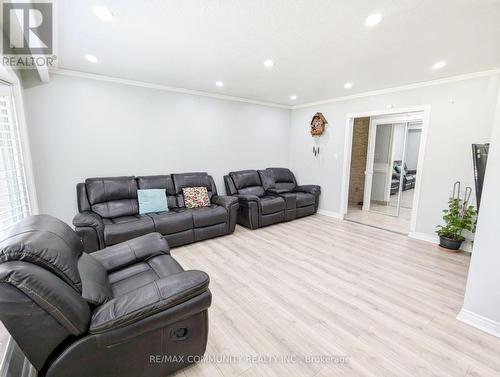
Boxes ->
[436,182,476,251]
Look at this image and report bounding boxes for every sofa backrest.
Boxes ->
[77,173,218,214]
[136,175,177,209]
[172,172,217,207]
[0,215,91,370]
[228,170,265,197]
[85,177,139,218]
[266,167,297,191]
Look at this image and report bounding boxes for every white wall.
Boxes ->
[21,72,500,240]
[289,74,500,237]
[405,129,422,170]
[459,84,500,335]
[392,123,406,162]
[372,124,392,202]
[22,73,290,224]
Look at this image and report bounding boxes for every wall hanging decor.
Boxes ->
[310,112,328,136]
[310,112,328,157]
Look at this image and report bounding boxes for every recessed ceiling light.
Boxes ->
[290,95,297,100]
[85,54,98,63]
[344,82,353,89]
[264,59,275,68]
[365,13,382,27]
[432,61,447,70]
[93,6,113,22]
[215,81,224,87]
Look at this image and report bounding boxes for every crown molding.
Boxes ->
[50,67,500,111]
[292,68,500,110]
[50,68,293,110]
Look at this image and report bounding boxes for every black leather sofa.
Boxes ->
[391,160,416,195]
[73,172,238,252]
[224,167,320,229]
[0,215,211,377]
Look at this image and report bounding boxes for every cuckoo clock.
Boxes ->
[310,112,328,136]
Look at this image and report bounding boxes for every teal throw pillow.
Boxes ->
[137,189,168,214]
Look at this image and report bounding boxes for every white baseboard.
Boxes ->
[408,232,473,252]
[317,209,344,219]
[457,309,500,338]
[408,231,439,244]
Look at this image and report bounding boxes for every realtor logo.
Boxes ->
[1,1,57,68]
[2,1,53,54]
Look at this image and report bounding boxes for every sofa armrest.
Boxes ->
[92,233,169,273]
[89,270,209,334]
[211,195,238,209]
[266,188,290,194]
[235,194,260,204]
[73,211,104,252]
[295,185,321,195]
[73,211,102,228]
[212,195,239,234]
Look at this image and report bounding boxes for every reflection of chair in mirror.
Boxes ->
[391,160,416,195]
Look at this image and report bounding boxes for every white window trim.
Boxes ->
[0,64,39,376]
[0,65,39,216]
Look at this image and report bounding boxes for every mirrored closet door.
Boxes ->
[364,120,422,218]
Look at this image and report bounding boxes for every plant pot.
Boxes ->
[439,236,463,251]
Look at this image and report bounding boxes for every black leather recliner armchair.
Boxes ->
[0,215,211,377]
[73,172,238,252]
[391,160,416,194]
[224,168,320,229]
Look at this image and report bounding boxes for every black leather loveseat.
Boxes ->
[224,167,320,229]
[73,172,238,252]
[0,215,211,377]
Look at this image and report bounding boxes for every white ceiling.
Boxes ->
[57,0,500,106]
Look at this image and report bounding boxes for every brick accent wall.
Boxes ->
[348,117,370,205]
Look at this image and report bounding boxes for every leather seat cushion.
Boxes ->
[260,196,285,215]
[103,215,155,246]
[189,205,227,227]
[109,254,183,297]
[147,211,193,235]
[294,192,316,207]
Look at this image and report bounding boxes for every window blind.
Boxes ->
[0,85,31,232]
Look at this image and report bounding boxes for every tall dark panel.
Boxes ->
[472,143,489,210]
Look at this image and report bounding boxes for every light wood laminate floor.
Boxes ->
[171,214,500,377]
[345,189,414,234]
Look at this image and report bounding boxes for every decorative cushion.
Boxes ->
[182,187,210,209]
[137,189,168,214]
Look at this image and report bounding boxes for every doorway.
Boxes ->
[342,109,427,234]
